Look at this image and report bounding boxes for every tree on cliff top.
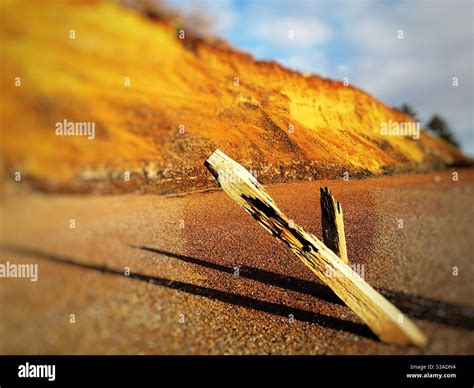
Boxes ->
[396,103,419,122]
[427,115,459,148]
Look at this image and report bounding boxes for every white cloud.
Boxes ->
[278,51,329,76]
[257,17,332,48]
[339,1,473,153]
[336,64,348,74]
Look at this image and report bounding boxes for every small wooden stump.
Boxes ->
[205,149,427,347]
[320,187,348,263]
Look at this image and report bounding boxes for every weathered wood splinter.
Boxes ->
[204,149,427,347]
[320,187,348,263]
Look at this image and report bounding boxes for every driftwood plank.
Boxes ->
[204,149,427,347]
[320,187,348,263]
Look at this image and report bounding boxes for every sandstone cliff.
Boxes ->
[0,1,468,194]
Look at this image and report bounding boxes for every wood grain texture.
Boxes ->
[320,187,348,263]
[204,149,427,347]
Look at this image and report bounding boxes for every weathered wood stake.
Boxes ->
[320,187,348,263]
[205,149,427,347]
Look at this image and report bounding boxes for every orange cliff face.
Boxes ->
[0,1,468,194]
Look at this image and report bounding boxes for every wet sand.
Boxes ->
[1,169,473,354]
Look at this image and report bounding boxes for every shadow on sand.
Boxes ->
[137,245,474,332]
[2,244,377,341]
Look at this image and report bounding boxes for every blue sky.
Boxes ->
[170,0,473,154]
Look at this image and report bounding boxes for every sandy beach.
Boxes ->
[1,168,473,354]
